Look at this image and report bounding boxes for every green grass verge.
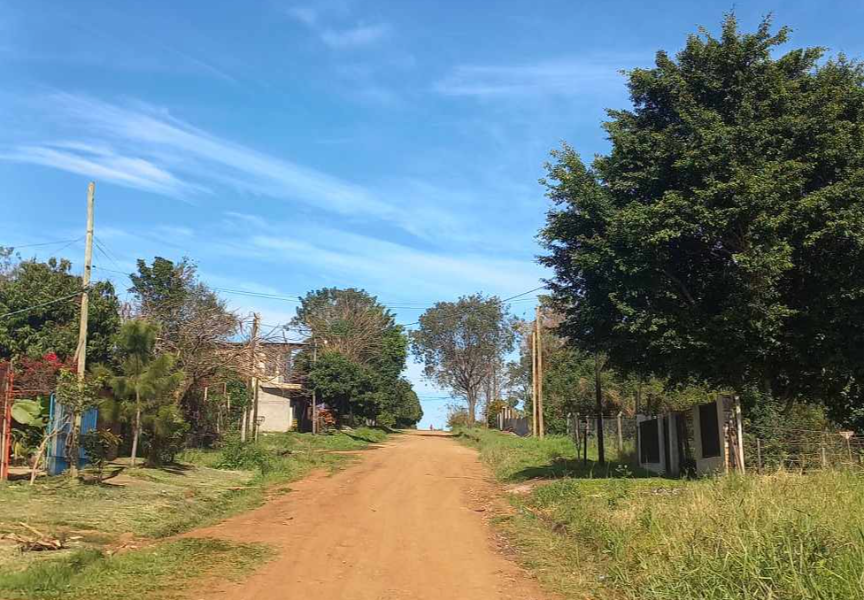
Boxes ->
[0,428,388,577]
[0,538,270,600]
[463,428,864,600]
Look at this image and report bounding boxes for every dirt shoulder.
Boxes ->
[183,431,553,600]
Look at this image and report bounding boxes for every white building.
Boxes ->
[253,342,308,433]
[637,395,745,476]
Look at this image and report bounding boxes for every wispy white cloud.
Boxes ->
[283,4,389,50]
[319,23,390,49]
[284,6,318,27]
[435,59,627,98]
[0,143,202,197]
[153,224,195,238]
[0,93,446,233]
[1,92,522,245]
[247,226,544,300]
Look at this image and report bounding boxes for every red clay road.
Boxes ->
[185,431,551,600]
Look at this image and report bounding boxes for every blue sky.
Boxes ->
[1,1,861,427]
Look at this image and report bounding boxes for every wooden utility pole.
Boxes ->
[535,306,544,439]
[250,313,260,441]
[594,353,605,465]
[531,331,538,437]
[635,382,642,464]
[311,338,318,434]
[70,182,95,478]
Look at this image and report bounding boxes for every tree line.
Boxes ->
[0,251,423,474]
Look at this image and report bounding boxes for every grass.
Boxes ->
[0,538,270,600]
[462,428,864,600]
[0,427,388,598]
[456,427,648,480]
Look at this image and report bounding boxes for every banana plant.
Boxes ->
[11,398,45,427]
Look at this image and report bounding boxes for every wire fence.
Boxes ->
[497,405,864,477]
[744,427,864,473]
[567,414,640,465]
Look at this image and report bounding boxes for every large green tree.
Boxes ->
[0,257,120,364]
[412,294,515,423]
[295,288,421,427]
[541,16,864,422]
[129,257,240,441]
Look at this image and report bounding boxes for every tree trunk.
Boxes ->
[130,391,141,467]
[467,389,477,424]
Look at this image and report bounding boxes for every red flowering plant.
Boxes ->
[15,352,75,395]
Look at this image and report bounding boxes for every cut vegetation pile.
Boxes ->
[461,428,864,600]
[0,428,387,599]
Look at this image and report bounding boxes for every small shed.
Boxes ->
[46,395,98,476]
[637,395,745,477]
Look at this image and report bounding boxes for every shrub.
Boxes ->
[216,437,275,474]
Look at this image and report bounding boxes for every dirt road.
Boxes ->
[185,431,550,600]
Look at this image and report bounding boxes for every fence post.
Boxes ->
[574,414,580,446]
[821,446,827,469]
[583,420,588,465]
[616,412,624,456]
[756,438,763,473]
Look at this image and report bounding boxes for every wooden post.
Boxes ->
[756,438,763,472]
[312,338,318,434]
[70,182,95,478]
[250,313,260,441]
[594,354,605,465]
[535,307,544,439]
[635,384,641,467]
[574,413,580,446]
[734,397,746,474]
[583,419,588,465]
[821,445,827,469]
[616,412,624,456]
[531,331,538,437]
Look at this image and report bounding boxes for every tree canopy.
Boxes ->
[540,15,864,422]
[0,256,120,364]
[295,288,422,427]
[412,294,515,423]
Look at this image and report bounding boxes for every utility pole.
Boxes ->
[595,353,605,465]
[535,306,544,439]
[531,331,538,437]
[635,382,642,465]
[311,338,318,434]
[70,182,95,478]
[250,313,260,441]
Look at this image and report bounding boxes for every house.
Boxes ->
[252,342,311,433]
[637,395,745,477]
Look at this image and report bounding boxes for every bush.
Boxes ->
[81,429,122,481]
[216,437,275,474]
[143,405,189,467]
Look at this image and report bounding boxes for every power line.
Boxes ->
[1,238,81,250]
[93,236,124,272]
[92,264,546,320]
[212,287,302,303]
[503,285,547,302]
[0,291,83,320]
